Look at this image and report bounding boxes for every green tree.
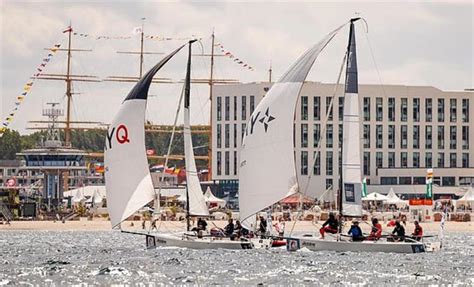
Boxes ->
[0,129,22,160]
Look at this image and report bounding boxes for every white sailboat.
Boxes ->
[105,40,252,250]
[239,18,439,253]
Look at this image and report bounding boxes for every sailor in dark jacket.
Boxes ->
[391,220,406,241]
[347,220,364,241]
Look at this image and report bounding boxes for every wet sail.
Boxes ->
[341,19,363,217]
[105,44,186,228]
[238,23,347,229]
[183,41,209,216]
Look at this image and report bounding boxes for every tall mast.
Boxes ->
[65,25,73,146]
[339,17,361,224]
[139,18,145,78]
[208,31,215,181]
[268,62,272,83]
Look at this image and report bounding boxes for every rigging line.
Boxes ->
[289,52,348,236]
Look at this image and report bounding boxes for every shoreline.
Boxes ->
[1,219,473,234]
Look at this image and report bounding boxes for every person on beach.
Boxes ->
[347,220,364,242]
[391,220,405,241]
[319,213,338,239]
[151,218,158,231]
[411,221,423,241]
[367,218,382,241]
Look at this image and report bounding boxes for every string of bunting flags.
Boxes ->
[71,28,195,41]
[0,43,61,138]
[215,42,255,71]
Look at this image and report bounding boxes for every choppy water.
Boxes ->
[0,231,473,285]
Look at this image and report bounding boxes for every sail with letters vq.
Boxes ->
[238,22,347,229]
[341,20,363,217]
[183,41,209,217]
[105,44,186,228]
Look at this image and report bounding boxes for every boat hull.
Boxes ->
[288,236,426,253]
[146,233,253,250]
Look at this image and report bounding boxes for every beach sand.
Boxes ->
[1,218,472,234]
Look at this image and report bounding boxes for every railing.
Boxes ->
[0,201,13,221]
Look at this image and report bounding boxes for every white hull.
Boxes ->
[145,232,253,250]
[289,236,427,253]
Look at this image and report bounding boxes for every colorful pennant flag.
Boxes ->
[215,42,255,71]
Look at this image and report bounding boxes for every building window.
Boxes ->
[301,151,308,175]
[363,124,370,148]
[234,97,237,121]
[301,96,308,121]
[388,152,395,168]
[338,124,343,147]
[326,178,333,190]
[326,124,333,148]
[462,99,469,123]
[241,96,247,121]
[425,98,432,122]
[388,125,395,149]
[414,177,425,184]
[413,98,420,122]
[425,152,432,168]
[450,126,457,149]
[217,97,222,121]
[388,97,395,122]
[301,124,308,148]
[313,124,321,148]
[399,177,412,185]
[234,151,238,175]
[250,95,255,114]
[437,152,445,168]
[425,126,432,149]
[442,176,455,187]
[381,177,397,185]
[401,98,408,122]
[413,152,420,168]
[438,126,445,149]
[217,124,222,148]
[462,126,469,149]
[376,152,383,169]
[376,125,383,148]
[437,99,444,122]
[326,96,333,121]
[326,151,333,176]
[363,152,370,176]
[450,98,457,123]
[338,97,344,121]
[376,97,383,121]
[459,177,474,186]
[225,96,230,121]
[450,153,456,168]
[225,151,230,175]
[233,124,237,148]
[413,125,420,149]
[363,97,370,121]
[401,125,408,149]
[313,96,320,121]
[313,151,321,175]
[462,153,469,168]
[225,124,230,148]
[217,151,222,175]
[241,123,246,141]
[401,152,408,168]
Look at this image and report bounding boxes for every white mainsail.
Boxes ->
[341,20,363,217]
[105,45,186,228]
[239,23,347,229]
[183,42,209,216]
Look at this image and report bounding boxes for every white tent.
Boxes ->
[85,189,104,206]
[65,186,106,199]
[362,192,389,201]
[204,187,226,208]
[71,188,85,203]
[455,188,474,210]
[385,188,408,206]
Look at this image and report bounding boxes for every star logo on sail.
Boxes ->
[259,107,275,132]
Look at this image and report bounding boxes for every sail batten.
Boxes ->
[105,44,186,228]
[239,23,348,229]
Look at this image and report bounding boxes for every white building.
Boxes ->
[212,82,473,199]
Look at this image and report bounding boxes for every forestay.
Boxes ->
[105,44,186,228]
[183,42,209,216]
[341,20,363,217]
[239,23,348,229]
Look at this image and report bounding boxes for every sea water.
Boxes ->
[0,231,473,285]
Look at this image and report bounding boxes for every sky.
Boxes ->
[1,0,472,134]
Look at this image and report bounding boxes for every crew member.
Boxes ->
[347,219,364,242]
[224,218,234,237]
[367,218,382,241]
[319,213,338,239]
[391,220,405,242]
[259,215,267,236]
[411,221,423,241]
